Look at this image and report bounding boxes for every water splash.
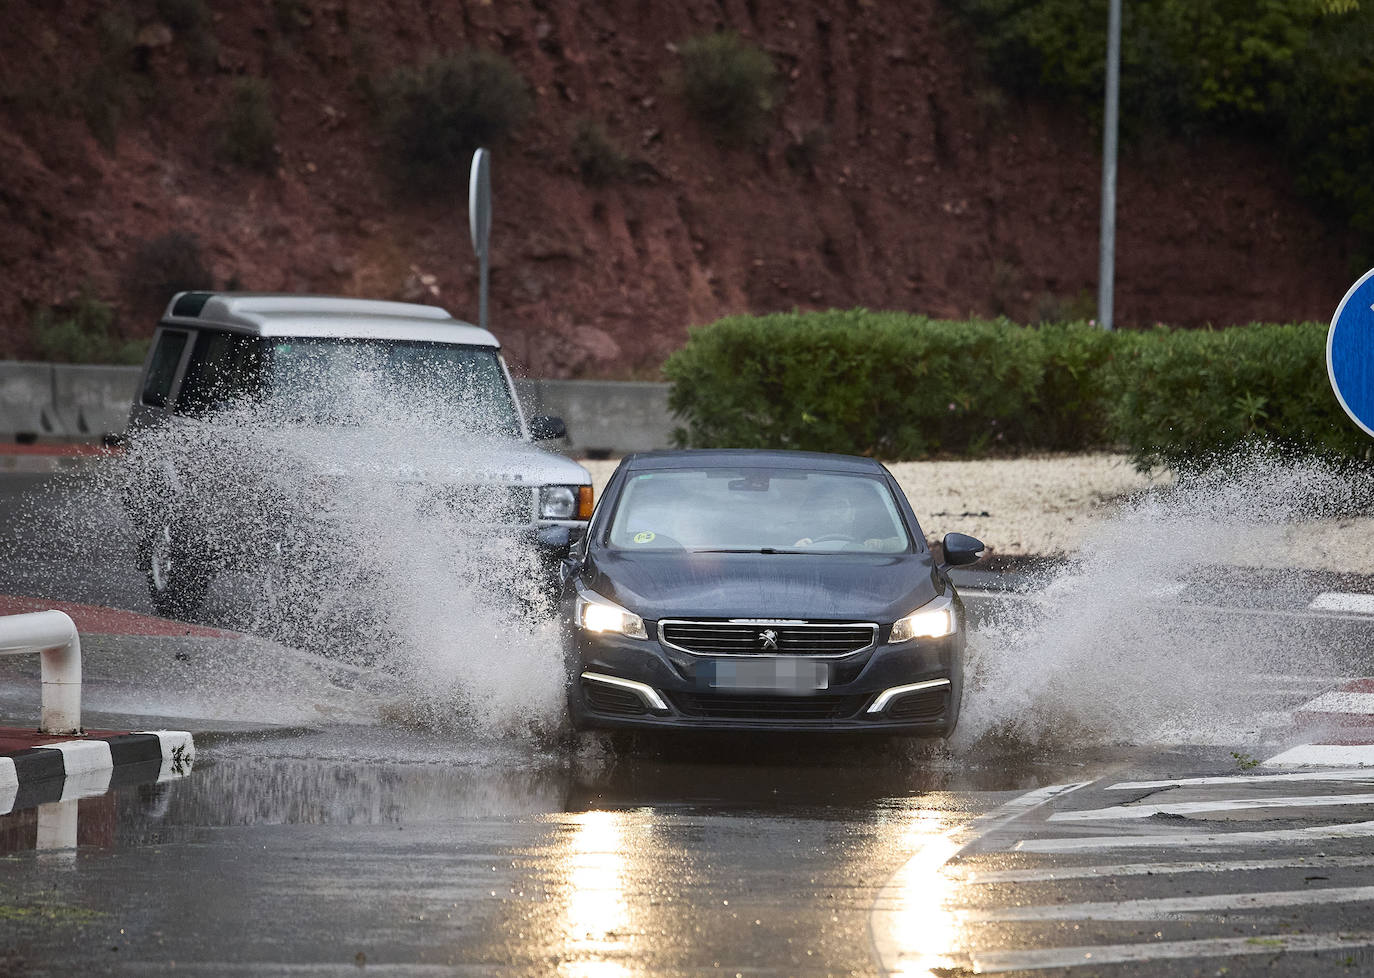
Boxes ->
[953,449,1374,753]
[77,381,570,740]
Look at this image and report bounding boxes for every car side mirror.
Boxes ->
[941,532,986,567]
[530,415,567,440]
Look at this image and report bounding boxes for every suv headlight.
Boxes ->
[540,486,577,519]
[576,591,647,640]
[889,593,957,642]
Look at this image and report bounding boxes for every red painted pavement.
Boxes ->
[0,729,131,753]
[0,595,234,638]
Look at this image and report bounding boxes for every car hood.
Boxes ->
[218,423,591,487]
[581,549,945,623]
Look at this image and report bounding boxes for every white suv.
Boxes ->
[123,292,593,618]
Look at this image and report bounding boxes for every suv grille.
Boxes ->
[669,692,866,721]
[659,621,876,657]
[434,485,534,525]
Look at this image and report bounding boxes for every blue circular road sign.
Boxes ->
[1328,268,1374,437]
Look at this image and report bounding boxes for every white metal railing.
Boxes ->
[0,610,82,735]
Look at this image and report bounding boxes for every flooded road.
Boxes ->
[5,458,1374,975]
[6,731,1374,976]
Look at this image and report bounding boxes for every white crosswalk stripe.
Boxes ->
[962,884,1374,922]
[951,853,1374,884]
[1310,591,1374,613]
[967,933,1374,974]
[910,769,1374,973]
[1048,791,1374,821]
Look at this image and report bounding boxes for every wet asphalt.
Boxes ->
[3,470,1374,976]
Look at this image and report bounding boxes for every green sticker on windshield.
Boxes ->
[632,531,656,544]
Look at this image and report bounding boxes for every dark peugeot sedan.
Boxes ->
[559,450,984,735]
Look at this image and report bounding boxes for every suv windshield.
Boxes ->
[178,334,523,437]
[607,468,914,553]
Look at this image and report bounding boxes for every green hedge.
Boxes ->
[663,311,1368,469]
[1103,322,1365,470]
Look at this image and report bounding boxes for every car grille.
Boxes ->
[433,485,534,525]
[659,621,876,657]
[884,688,948,722]
[668,692,866,721]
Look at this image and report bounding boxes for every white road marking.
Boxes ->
[962,884,1374,922]
[1296,690,1374,716]
[1049,792,1374,821]
[967,932,1374,973]
[1310,591,1374,614]
[1109,768,1374,790]
[868,781,1092,975]
[0,757,15,816]
[1266,743,1374,768]
[952,853,1374,884]
[1017,819,1374,853]
[964,584,1374,625]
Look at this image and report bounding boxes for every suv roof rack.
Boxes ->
[161,292,498,346]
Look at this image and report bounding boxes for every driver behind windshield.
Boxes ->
[794,485,904,552]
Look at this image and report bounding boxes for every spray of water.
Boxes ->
[77,368,570,741]
[953,449,1374,753]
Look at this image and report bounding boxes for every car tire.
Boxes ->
[146,523,212,619]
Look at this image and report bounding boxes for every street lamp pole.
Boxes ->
[1098,0,1121,331]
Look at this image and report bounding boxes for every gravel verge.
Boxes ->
[579,454,1374,575]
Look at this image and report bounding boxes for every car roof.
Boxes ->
[620,449,887,473]
[159,292,499,347]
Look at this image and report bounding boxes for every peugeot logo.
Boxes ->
[759,628,779,652]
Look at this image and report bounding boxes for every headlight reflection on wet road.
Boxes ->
[561,810,633,977]
[871,810,965,977]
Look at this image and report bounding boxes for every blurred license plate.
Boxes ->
[705,659,829,694]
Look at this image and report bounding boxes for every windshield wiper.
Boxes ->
[690,547,808,555]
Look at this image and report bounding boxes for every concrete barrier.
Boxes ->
[0,362,676,455]
[516,379,675,456]
[0,362,138,443]
[51,364,141,439]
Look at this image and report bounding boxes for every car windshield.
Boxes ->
[607,468,914,553]
[178,334,524,437]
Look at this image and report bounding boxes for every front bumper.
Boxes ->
[566,626,963,734]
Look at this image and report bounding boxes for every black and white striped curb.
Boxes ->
[0,730,194,815]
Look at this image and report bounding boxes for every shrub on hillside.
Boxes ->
[220,78,277,171]
[31,291,147,365]
[123,230,214,319]
[677,31,777,146]
[572,120,629,185]
[80,11,140,151]
[945,0,1374,254]
[375,51,531,193]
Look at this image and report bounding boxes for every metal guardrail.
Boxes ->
[0,362,676,456]
[0,610,82,735]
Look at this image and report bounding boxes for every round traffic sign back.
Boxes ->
[1328,268,1374,437]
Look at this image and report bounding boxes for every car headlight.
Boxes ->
[888,593,957,642]
[540,486,577,519]
[576,591,647,640]
[539,485,594,520]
